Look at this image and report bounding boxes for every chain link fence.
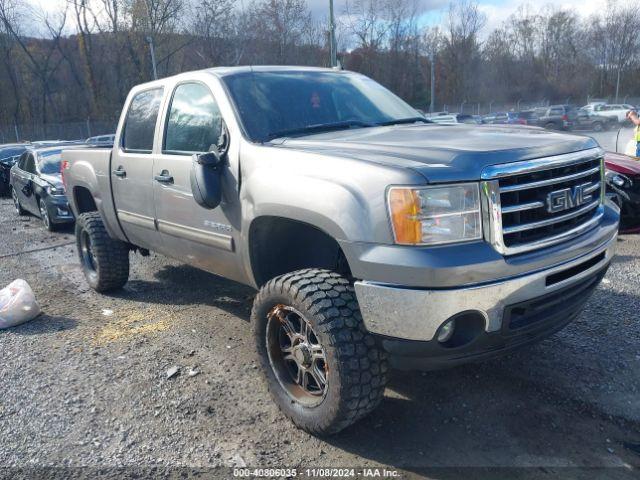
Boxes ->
[0,119,118,144]
[4,96,640,143]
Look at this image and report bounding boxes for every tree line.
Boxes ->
[0,0,639,128]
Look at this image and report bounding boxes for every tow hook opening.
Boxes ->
[436,311,486,349]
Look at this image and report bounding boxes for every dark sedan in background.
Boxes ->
[10,146,79,231]
[507,111,538,125]
[0,144,29,195]
[574,108,616,132]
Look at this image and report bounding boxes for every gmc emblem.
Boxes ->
[546,183,593,214]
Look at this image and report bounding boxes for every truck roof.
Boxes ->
[129,66,350,92]
[207,65,341,76]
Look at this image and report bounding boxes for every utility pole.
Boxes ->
[430,50,435,113]
[329,0,338,68]
[146,36,158,80]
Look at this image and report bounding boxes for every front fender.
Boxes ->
[234,143,427,286]
[241,168,387,243]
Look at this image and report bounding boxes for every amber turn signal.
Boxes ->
[388,188,422,244]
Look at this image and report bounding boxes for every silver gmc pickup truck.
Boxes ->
[62,66,619,435]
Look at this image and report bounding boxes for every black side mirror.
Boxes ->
[190,148,225,210]
[190,123,230,209]
[195,150,223,168]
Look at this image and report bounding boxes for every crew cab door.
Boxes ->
[152,81,240,278]
[111,87,164,252]
[13,152,39,215]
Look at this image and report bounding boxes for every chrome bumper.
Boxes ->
[354,235,616,342]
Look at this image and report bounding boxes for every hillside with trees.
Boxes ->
[0,0,639,130]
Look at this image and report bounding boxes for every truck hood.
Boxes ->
[273,124,599,183]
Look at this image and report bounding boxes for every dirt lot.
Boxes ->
[0,193,639,479]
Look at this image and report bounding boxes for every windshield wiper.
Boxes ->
[376,117,432,126]
[265,120,374,141]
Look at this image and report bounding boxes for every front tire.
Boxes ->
[252,269,389,435]
[39,198,56,232]
[75,212,130,292]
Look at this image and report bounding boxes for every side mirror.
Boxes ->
[195,150,223,168]
[191,149,224,210]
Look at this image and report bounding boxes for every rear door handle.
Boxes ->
[113,166,126,178]
[154,170,174,184]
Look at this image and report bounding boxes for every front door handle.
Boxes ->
[154,170,174,184]
[113,166,126,178]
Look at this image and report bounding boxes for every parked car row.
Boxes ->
[484,102,638,131]
[480,105,618,132]
[0,135,114,231]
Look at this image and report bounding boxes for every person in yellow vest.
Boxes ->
[626,110,640,157]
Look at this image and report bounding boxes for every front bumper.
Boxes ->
[45,195,75,224]
[354,233,616,368]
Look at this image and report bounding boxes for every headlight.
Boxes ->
[47,185,65,196]
[388,183,482,245]
[605,169,631,189]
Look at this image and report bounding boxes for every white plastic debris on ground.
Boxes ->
[0,279,41,329]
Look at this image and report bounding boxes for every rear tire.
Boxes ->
[592,122,603,132]
[545,122,557,130]
[75,212,130,292]
[252,269,389,435]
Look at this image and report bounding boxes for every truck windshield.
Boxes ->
[222,71,422,142]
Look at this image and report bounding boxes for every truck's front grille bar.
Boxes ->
[503,199,600,235]
[499,166,601,193]
[481,148,605,256]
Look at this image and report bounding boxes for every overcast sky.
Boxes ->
[25,0,633,35]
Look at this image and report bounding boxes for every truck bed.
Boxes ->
[61,146,125,242]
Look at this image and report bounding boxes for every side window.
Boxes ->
[17,152,27,170]
[122,88,164,153]
[24,154,36,174]
[164,83,223,154]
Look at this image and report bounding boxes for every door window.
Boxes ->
[122,88,164,153]
[163,83,223,154]
[24,154,36,174]
[17,152,28,170]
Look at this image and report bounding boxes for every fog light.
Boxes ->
[437,319,456,343]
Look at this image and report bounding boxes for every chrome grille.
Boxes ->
[481,148,605,255]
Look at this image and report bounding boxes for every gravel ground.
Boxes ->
[584,128,631,153]
[0,192,639,479]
